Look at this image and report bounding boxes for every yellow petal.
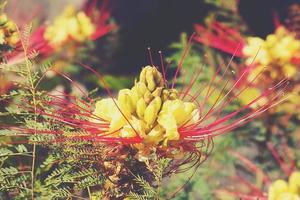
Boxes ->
[93,98,127,132]
[268,179,289,200]
[144,96,161,126]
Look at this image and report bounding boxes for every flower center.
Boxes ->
[92,66,199,146]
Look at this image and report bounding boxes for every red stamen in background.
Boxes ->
[171,32,196,89]
[267,142,292,177]
[272,11,282,29]
[234,175,265,196]
[179,65,203,100]
[216,190,267,200]
[194,21,245,57]
[147,47,155,67]
[88,0,116,41]
[201,43,241,111]
[229,150,271,184]
[158,51,167,85]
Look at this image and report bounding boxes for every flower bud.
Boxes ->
[169,89,178,100]
[118,89,135,114]
[144,96,162,126]
[136,98,146,118]
[162,89,178,101]
[144,90,153,104]
[135,82,148,98]
[146,68,156,91]
[139,67,147,84]
[140,66,164,92]
[152,87,163,97]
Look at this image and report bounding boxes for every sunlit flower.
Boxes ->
[92,66,199,147]
[15,58,286,164]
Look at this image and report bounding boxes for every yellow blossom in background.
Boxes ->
[0,13,19,48]
[92,66,199,149]
[268,171,300,200]
[238,87,267,108]
[243,37,270,66]
[243,27,300,82]
[44,5,95,47]
[276,84,300,119]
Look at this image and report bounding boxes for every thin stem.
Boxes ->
[87,186,92,200]
[16,24,37,200]
[0,153,33,157]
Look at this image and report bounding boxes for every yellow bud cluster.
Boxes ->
[92,66,199,149]
[44,5,95,47]
[0,13,19,48]
[243,27,300,82]
[268,171,300,200]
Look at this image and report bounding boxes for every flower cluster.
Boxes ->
[93,66,198,149]
[14,1,114,59]
[44,5,95,46]
[243,27,300,83]
[19,62,282,166]
[0,13,19,51]
[268,171,300,200]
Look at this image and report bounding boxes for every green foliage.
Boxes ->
[167,33,203,72]
[0,24,108,199]
[127,158,171,200]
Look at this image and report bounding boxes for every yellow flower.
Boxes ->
[243,37,270,66]
[92,66,198,148]
[276,85,300,118]
[77,12,95,37]
[157,100,197,143]
[243,26,300,83]
[93,98,127,133]
[238,87,266,107]
[0,13,19,47]
[283,64,297,77]
[289,172,300,194]
[271,35,300,62]
[268,179,289,200]
[268,172,300,200]
[44,5,95,46]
